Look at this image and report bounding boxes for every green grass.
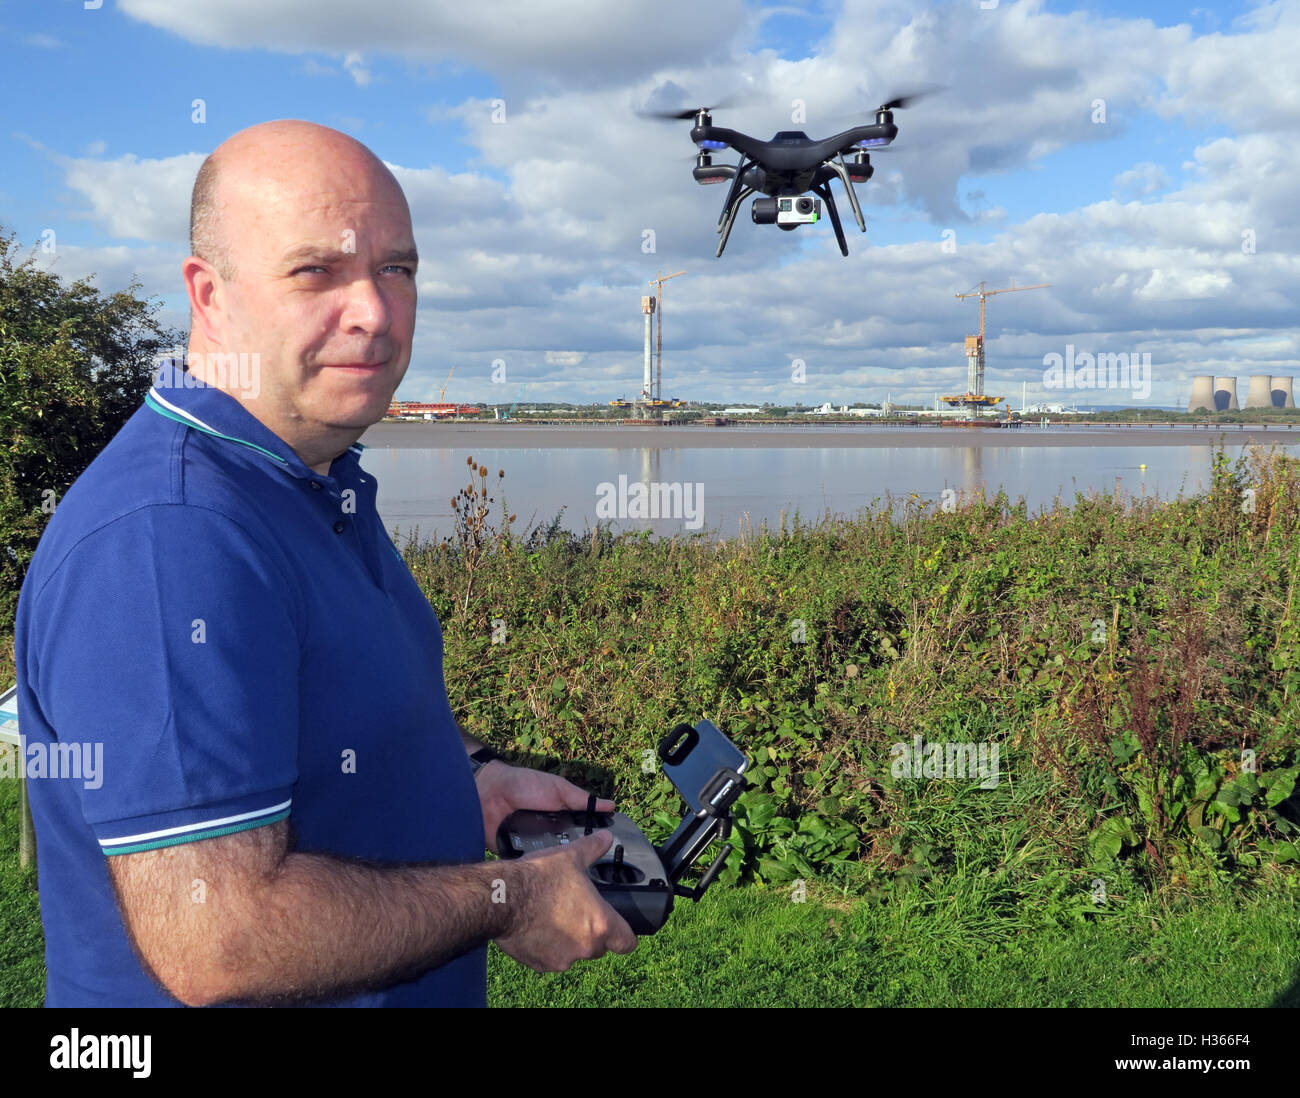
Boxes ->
[0,762,45,1008]
[516,873,1300,1006]
[485,872,1300,1008]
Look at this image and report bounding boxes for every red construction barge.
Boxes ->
[385,401,481,420]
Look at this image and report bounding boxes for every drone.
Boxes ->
[644,92,932,257]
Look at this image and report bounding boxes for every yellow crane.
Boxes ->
[648,270,685,405]
[437,365,455,403]
[944,280,1050,413]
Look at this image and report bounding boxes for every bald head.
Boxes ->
[189,120,406,285]
[182,118,418,472]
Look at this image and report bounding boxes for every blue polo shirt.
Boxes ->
[14,362,488,1007]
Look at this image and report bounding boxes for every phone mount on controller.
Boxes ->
[495,720,749,934]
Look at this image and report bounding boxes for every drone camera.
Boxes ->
[751,195,820,227]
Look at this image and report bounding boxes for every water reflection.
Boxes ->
[363,440,1296,542]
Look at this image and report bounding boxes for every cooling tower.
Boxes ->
[1271,376,1295,408]
[1187,375,1216,413]
[1246,374,1274,409]
[1214,376,1239,411]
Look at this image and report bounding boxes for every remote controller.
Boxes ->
[497,807,674,935]
[494,719,748,935]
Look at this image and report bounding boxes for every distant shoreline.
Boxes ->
[360,421,1300,450]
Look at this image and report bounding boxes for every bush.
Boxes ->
[408,447,1300,905]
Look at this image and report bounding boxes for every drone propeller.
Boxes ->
[826,84,947,123]
[638,90,752,121]
[877,87,943,111]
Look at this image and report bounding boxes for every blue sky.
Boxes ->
[1,0,1296,409]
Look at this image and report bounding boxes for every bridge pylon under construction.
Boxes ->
[942,280,1050,417]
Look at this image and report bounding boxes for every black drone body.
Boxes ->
[649,94,929,257]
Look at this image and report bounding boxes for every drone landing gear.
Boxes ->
[812,181,850,257]
[716,185,754,257]
[714,154,753,258]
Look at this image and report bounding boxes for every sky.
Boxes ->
[1,0,1297,409]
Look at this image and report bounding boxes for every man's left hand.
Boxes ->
[474,761,614,853]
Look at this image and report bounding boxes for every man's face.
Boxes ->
[213,155,417,442]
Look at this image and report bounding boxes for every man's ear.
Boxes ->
[183,256,225,345]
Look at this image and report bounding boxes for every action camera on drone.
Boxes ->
[752,195,821,228]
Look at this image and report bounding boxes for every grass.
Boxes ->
[486,874,1300,1007]
[0,758,45,1008]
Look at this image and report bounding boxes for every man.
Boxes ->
[15,119,637,1007]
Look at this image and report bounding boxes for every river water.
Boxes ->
[357,427,1300,542]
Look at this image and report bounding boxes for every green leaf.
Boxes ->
[1264,769,1297,807]
[799,816,829,840]
[1090,828,1124,861]
[1210,798,1241,823]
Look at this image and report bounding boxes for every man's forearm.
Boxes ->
[220,851,524,1005]
[110,823,531,1007]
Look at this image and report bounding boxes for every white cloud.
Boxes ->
[61,151,203,243]
[342,52,372,87]
[1158,0,1300,132]
[1113,161,1169,200]
[1134,266,1234,302]
[300,58,337,77]
[117,0,750,87]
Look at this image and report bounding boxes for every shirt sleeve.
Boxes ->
[27,503,303,855]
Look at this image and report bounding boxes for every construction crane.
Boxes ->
[438,365,455,402]
[648,269,685,405]
[943,279,1050,416]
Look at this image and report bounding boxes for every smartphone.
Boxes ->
[657,719,748,816]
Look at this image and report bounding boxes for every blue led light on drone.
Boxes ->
[856,137,890,147]
[696,139,729,149]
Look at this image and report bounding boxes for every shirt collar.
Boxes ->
[145,360,365,481]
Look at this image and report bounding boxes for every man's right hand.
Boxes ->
[494,829,639,973]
